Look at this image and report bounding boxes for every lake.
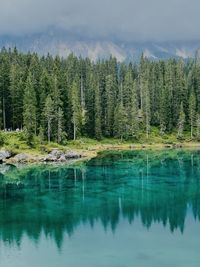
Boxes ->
[0,150,200,267]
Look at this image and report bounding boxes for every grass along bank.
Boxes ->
[0,129,200,164]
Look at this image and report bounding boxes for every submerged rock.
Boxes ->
[0,163,16,174]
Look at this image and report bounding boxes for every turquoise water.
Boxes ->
[0,150,200,267]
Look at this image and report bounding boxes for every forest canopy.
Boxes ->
[0,47,199,144]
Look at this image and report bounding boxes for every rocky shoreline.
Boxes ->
[0,149,82,164]
[0,142,198,165]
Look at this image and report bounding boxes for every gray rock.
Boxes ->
[65,151,81,159]
[44,155,57,162]
[0,150,12,162]
[165,144,172,148]
[13,153,29,163]
[49,149,64,159]
[58,154,67,162]
[44,149,65,162]
[173,144,183,149]
[44,150,81,162]
[0,164,16,174]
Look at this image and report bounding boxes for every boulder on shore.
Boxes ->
[10,153,29,163]
[5,149,82,164]
[44,149,64,162]
[44,149,82,162]
[173,144,183,149]
[0,150,12,163]
[65,151,81,159]
[49,149,64,158]
[58,154,67,162]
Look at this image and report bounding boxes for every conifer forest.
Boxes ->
[0,47,200,144]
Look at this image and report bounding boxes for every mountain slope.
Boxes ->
[1,31,200,61]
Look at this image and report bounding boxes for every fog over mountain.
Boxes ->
[1,0,200,60]
[1,30,200,61]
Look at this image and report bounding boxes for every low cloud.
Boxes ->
[0,0,200,42]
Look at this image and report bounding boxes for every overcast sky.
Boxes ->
[0,0,199,42]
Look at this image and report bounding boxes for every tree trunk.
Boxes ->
[3,96,6,130]
[80,75,85,109]
[48,120,51,144]
[73,120,76,141]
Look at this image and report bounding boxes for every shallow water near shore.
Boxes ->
[0,149,200,267]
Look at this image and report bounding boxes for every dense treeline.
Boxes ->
[0,47,200,144]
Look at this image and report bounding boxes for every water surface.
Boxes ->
[0,150,200,267]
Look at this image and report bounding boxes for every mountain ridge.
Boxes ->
[1,31,200,61]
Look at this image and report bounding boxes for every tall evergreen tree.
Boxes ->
[177,102,185,139]
[23,72,37,145]
[57,107,64,144]
[189,91,196,139]
[94,82,102,140]
[104,74,116,136]
[71,80,82,140]
[123,70,138,138]
[0,49,11,130]
[9,63,24,129]
[196,114,200,140]
[44,95,54,143]
[114,84,127,141]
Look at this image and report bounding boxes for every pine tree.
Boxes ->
[123,70,138,138]
[39,70,52,127]
[10,63,24,129]
[173,60,186,126]
[51,75,65,142]
[144,79,151,139]
[44,95,54,143]
[23,73,37,146]
[163,61,173,131]
[139,58,151,139]
[29,54,42,132]
[193,62,200,114]
[114,83,127,140]
[80,75,87,136]
[189,91,196,139]
[177,102,185,139]
[104,74,116,136]
[38,126,45,145]
[0,50,10,130]
[71,80,82,140]
[85,70,95,137]
[196,114,200,140]
[94,83,102,140]
[57,107,64,144]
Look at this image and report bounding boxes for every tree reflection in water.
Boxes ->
[0,150,200,249]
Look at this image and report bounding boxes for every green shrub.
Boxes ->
[0,132,5,146]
